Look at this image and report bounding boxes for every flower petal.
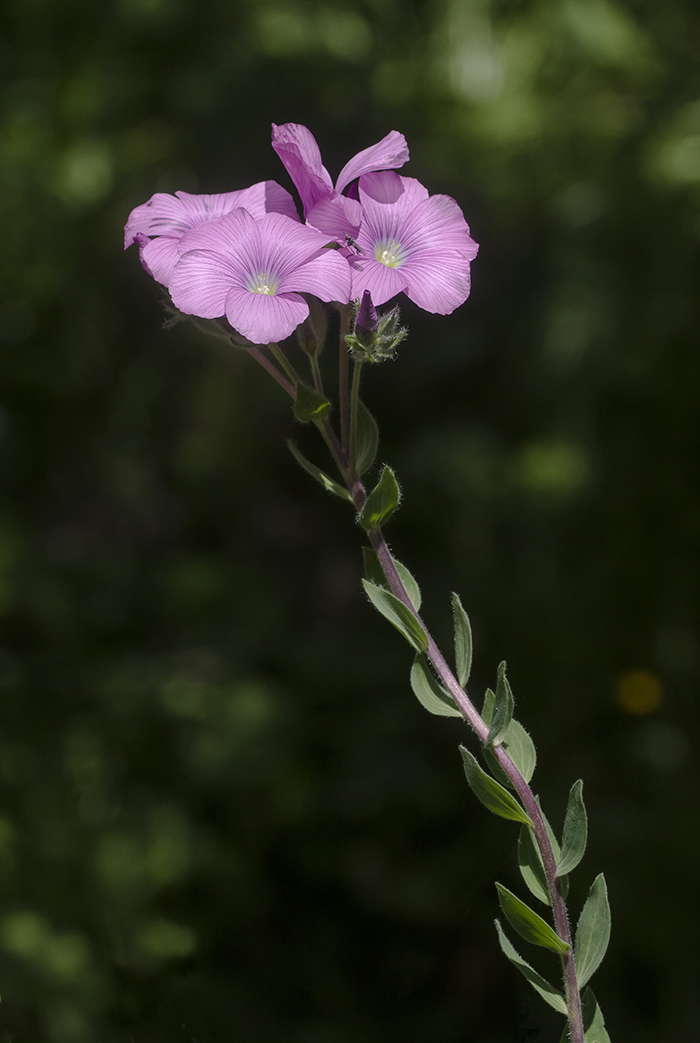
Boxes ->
[124,193,191,247]
[305,194,363,239]
[399,194,479,258]
[139,235,182,286]
[403,249,473,314]
[224,287,309,344]
[169,249,242,319]
[350,258,408,308]
[335,130,409,194]
[280,249,352,304]
[272,123,333,215]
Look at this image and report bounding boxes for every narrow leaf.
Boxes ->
[293,383,331,423]
[487,661,514,746]
[459,747,533,827]
[482,690,537,788]
[355,399,379,475]
[557,780,588,877]
[518,823,550,906]
[410,654,462,717]
[287,441,351,501]
[362,549,421,610]
[362,580,429,652]
[575,874,611,988]
[359,466,400,531]
[495,921,567,1014]
[581,986,612,1043]
[451,593,473,687]
[495,883,570,955]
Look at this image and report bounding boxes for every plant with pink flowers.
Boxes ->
[125,124,612,1043]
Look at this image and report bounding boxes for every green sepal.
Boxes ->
[482,690,537,787]
[359,466,400,531]
[486,660,514,747]
[575,874,611,988]
[495,883,570,955]
[557,779,588,877]
[293,383,331,423]
[459,747,533,827]
[410,654,462,718]
[287,441,352,501]
[355,400,379,476]
[362,548,421,611]
[362,579,429,652]
[495,920,567,1014]
[451,593,473,688]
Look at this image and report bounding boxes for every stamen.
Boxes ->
[248,272,278,295]
[375,238,407,269]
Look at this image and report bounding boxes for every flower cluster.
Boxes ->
[125,124,478,345]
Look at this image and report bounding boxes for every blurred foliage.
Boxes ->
[1,0,700,1040]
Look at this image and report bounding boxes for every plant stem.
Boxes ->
[347,478,585,1043]
[270,343,303,388]
[248,346,296,398]
[348,359,363,479]
[338,304,351,456]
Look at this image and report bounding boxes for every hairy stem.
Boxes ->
[347,480,585,1043]
[348,359,363,479]
[249,346,296,398]
[338,304,351,456]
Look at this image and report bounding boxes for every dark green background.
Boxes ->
[1,0,698,1040]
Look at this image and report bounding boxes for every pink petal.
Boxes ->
[305,194,363,239]
[272,123,333,215]
[335,131,410,194]
[403,249,473,314]
[252,213,330,283]
[399,194,479,257]
[279,249,352,304]
[169,249,242,319]
[224,287,309,344]
[139,236,182,286]
[350,258,408,307]
[177,207,258,257]
[124,192,191,247]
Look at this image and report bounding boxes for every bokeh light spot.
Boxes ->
[616,668,662,715]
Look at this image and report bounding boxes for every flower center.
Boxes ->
[247,272,278,295]
[375,238,407,269]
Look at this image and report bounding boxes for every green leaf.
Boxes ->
[575,874,611,988]
[359,466,401,531]
[287,441,352,501]
[410,655,462,717]
[557,780,588,877]
[486,660,514,746]
[355,399,379,475]
[495,883,570,955]
[362,549,421,611]
[459,747,533,827]
[482,689,537,787]
[581,986,612,1043]
[362,579,429,652]
[293,383,331,423]
[495,921,567,1015]
[518,823,550,906]
[451,593,473,688]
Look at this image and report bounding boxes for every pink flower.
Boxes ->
[168,209,352,345]
[124,182,299,286]
[348,172,479,314]
[271,123,409,239]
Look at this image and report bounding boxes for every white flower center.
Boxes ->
[248,272,278,295]
[375,238,407,269]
